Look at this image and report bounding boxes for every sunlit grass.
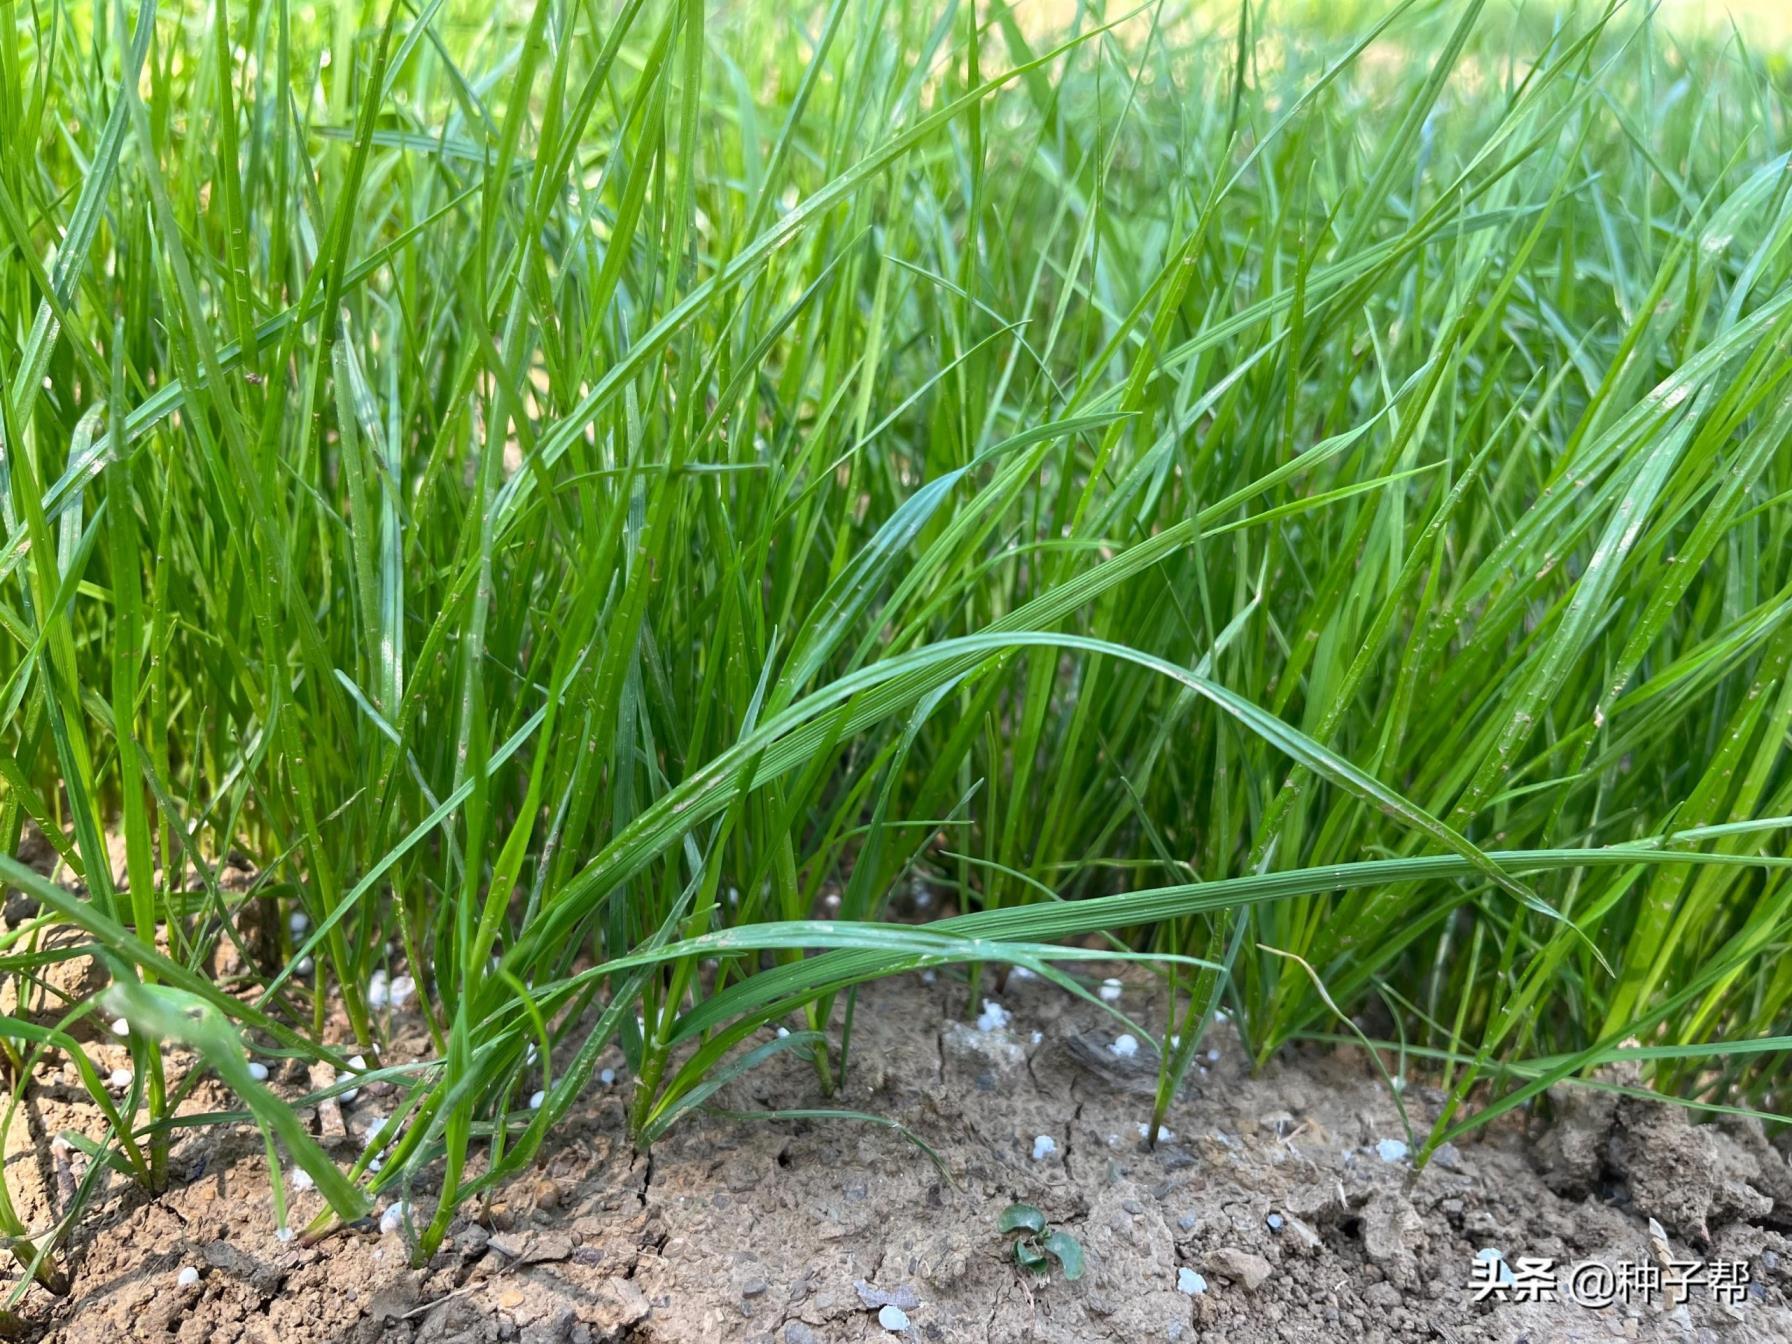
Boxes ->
[1,0,1789,1275]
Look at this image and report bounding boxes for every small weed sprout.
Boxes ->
[998,1204,1084,1282]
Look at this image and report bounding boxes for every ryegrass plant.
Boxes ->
[2,0,1790,1275]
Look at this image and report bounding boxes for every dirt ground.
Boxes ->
[6,968,1792,1344]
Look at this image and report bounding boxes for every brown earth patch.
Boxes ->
[3,973,1789,1343]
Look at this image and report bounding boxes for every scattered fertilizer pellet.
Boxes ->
[176,1266,200,1288]
[379,1202,409,1235]
[1137,1121,1174,1142]
[1031,1135,1057,1161]
[367,970,390,1009]
[599,1068,616,1085]
[877,1303,909,1332]
[291,1166,315,1192]
[1266,1213,1285,1231]
[274,1226,295,1244]
[294,955,314,976]
[1009,966,1035,981]
[920,969,937,985]
[109,1017,129,1037]
[289,912,309,936]
[1098,977,1123,1002]
[1205,1047,1220,1063]
[247,1061,269,1083]
[1029,1030,1043,1045]
[775,1026,790,1038]
[338,1053,367,1104]
[1376,1138,1409,1163]
[1176,1267,1207,1296]
[529,1090,545,1110]
[107,1067,132,1089]
[1474,1247,1516,1286]
[1169,1034,1180,1050]
[975,998,1010,1032]
[1109,1033,1139,1059]
[389,975,416,1008]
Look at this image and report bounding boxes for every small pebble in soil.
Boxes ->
[975,999,1010,1032]
[1031,1135,1057,1161]
[247,1061,269,1082]
[599,1068,616,1085]
[529,1090,545,1110]
[176,1266,200,1288]
[379,1202,409,1235]
[1266,1213,1285,1231]
[1375,1138,1409,1164]
[110,1017,130,1037]
[290,911,309,936]
[1176,1268,1207,1296]
[877,1303,909,1332]
[1109,1033,1139,1059]
[389,975,416,1008]
[1098,977,1123,1002]
[107,1067,132,1089]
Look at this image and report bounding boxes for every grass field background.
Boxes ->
[1,0,1789,1270]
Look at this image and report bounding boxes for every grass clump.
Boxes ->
[1,0,1790,1272]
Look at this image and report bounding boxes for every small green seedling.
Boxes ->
[999,1203,1084,1281]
